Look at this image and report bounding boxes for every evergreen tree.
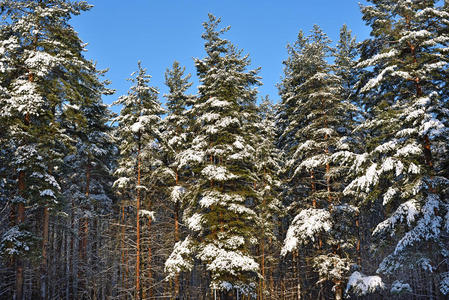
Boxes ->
[161,60,195,298]
[279,25,358,299]
[113,61,165,299]
[333,24,360,108]
[254,97,283,299]
[60,67,116,298]
[345,0,449,297]
[165,14,262,297]
[0,0,107,298]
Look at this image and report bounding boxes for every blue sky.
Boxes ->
[70,0,371,110]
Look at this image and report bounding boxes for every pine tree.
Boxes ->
[333,24,360,107]
[161,60,195,298]
[113,61,165,299]
[254,97,283,299]
[165,14,262,297]
[60,67,116,298]
[0,0,107,298]
[279,25,358,299]
[344,0,449,297]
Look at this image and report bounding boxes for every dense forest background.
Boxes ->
[1,0,448,299]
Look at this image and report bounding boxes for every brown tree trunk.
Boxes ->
[120,204,127,299]
[293,250,301,300]
[174,170,180,299]
[16,169,26,300]
[41,206,50,300]
[355,213,361,266]
[174,202,180,298]
[77,162,90,297]
[82,162,91,260]
[136,143,141,300]
[310,170,316,208]
[259,236,265,300]
[269,237,274,299]
[147,212,153,299]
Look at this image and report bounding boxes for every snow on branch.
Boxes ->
[345,271,384,296]
[281,208,331,255]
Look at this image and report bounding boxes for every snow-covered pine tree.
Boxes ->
[0,0,108,298]
[254,97,283,299]
[165,14,262,297]
[331,23,370,270]
[275,31,311,298]
[333,24,360,108]
[162,60,195,298]
[279,25,359,299]
[60,67,116,298]
[344,0,449,297]
[113,61,165,299]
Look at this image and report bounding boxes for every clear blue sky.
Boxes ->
[70,0,370,110]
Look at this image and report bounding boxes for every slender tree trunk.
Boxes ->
[136,141,141,300]
[41,206,49,300]
[120,204,126,299]
[260,237,265,300]
[16,110,30,300]
[16,163,27,300]
[310,170,316,208]
[16,199,25,300]
[293,250,301,300]
[355,212,361,266]
[82,162,91,259]
[269,237,274,299]
[78,162,90,297]
[147,212,153,299]
[174,171,180,299]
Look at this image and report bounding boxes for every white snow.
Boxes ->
[186,213,203,232]
[139,210,155,220]
[345,271,384,296]
[201,165,237,181]
[40,189,56,198]
[373,200,419,237]
[170,185,186,203]
[198,244,259,276]
[390,280,412,294]
[282,208,331,255]
[164,236,194,276]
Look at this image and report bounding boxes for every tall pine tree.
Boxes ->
[166,14,262,297]
[113,61,165,299]
[345,0,449,297]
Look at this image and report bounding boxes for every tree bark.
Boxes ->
[136,141,141,300]
[174,171,180,299]
[16,169,26,300]
[147,211,153,299]
[41,206,49,300]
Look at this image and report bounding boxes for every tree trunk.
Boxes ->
[82,162,91,260]
[174,171,180,299]
[147,213,153,299]
[334,280,343,300]
[41,206,50,300]
[260,237,265,300]
[136,142,141,300]
[16,169,26,300]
